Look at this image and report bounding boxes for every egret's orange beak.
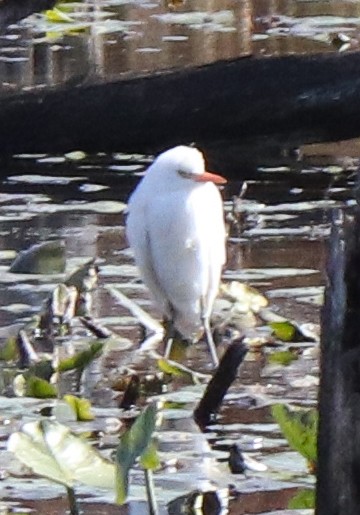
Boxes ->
[195,171,227,185]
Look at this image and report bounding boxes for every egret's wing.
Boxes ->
[126,194,170,316]
[147,184,225,336]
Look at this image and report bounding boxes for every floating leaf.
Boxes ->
[270,319,317,343]
[271,404,317,471]
[288,488,315,509]
[270,321,296,341]
[9,240,66,274]
[0,337,18,361]
[115,403,157,504]
[64,151,86,161]
[268,350,298,366]
[26,376,57,398]
[45,7,74,23]
[8,419,115,488]
[57,342,103,372]
[63,394,95,421]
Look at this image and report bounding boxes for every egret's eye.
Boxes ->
[178,170,194,179]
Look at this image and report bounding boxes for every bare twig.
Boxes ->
[194,339,248,427]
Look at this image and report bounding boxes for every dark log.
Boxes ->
[317,209,360,515]
[2,50,360,164]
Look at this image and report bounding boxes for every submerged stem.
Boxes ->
[144,469,158,515]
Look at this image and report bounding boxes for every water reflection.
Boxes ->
[1,0,360,94]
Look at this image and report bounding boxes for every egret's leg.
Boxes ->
[164,320,175,358]
[200,298,219,368]
[203,316,219,368]
[163,305,176,358]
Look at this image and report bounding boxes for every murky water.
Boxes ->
[1,0,360,94]
[1,0,360,511]
[0,138,357,513]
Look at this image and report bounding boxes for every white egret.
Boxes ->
[126,145,227,367]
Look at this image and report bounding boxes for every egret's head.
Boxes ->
[150,146,226,185]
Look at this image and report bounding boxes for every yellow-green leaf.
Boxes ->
[0,337,18,361]
[158,358,187,377]
[268,350,298,366]
[140,441,160,470]
[63,394,95,421]
[45,7,74,23]
[57,342,103,372]
[157,358,200,384]
[26,376,57,399]
[270,321,296,341]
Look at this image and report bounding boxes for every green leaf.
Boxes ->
[57,342,103,372]
[163,401,187,410]
[26,376,57,398]
[157,358,185,376]
[140,441,160,470]
[45,7,74,22]
[8,420,115,489]
[271,404,317,470]
[0,337,18,361]
[115,403,157,504]
[288,488,315,509]
[157,357,195,378]
[63,395,95,421]
[268,350,298,366]
[270,321,296,341]
[157,358,202,384]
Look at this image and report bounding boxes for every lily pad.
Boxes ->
[268,350,298,366]
[9,241,66,274]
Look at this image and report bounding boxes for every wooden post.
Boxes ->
[317,209,360,514]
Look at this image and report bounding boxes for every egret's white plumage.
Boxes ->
[126,145,226,366]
